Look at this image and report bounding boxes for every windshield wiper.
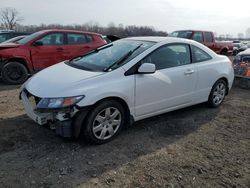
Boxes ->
[69,43,114,63]
[104,43,143,72]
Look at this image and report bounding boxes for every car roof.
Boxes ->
[171,30,212,33]
[41,29,102,36]
[238,48,250,56]
[125,36,192,43]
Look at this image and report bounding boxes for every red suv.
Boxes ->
[0,29,107,84]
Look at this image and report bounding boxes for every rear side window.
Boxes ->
[67,33,93,44]
[191,45,212,62]
[192,32,203,43]
[142,44,191,70]
[36,33,64,45]
[204,32,213,43]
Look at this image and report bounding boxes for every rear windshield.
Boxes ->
[169,31,193,39]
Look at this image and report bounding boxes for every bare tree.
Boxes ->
[0,7,23,30]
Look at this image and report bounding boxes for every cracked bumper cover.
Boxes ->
[20,91,75,138]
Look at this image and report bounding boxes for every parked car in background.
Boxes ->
[2,35,27,44]
[0,30,29,43]
[102,35,120,43]
[233,49,250,88]
[233,40,242,55]
[20,37,234,144]
[0,29,107,84]
[170,30,233,56]
[233,49,250,76]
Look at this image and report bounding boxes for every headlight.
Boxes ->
[37,96,84,109]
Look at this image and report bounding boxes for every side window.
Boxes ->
[67,33,92,44]
[242,56,250,63]
[192,32,203,43]
[0,33,9,43]
[36,33,64,45]
[191,45,212,62]
[142,44,191,70]
[204,32,213,43]
[86,34,94,43]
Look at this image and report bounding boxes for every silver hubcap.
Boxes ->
[213,83,226,105]
[92,107,121,140]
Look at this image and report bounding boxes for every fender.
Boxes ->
[7,55,34,73]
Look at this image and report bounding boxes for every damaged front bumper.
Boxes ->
[20,90,78,138]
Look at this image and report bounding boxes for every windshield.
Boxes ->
[68,39,155,72]
[17,31,45,44]
[169,31,193,39]
[0,33,9,43]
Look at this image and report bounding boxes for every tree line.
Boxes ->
[0,7,167,37]
[13,22,168,38]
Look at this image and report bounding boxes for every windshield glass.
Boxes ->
[169,31,193,39]
[68,39,155,71]
[0,33,9,43]
[17,31,45,44]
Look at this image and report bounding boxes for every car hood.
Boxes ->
[25,62,106,98]
[0,43,21,49]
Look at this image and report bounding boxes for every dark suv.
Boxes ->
[0,30,29,43]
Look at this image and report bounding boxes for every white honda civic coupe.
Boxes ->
[20,37,234,144]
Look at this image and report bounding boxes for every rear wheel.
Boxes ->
[1,62,28,84]
[221,49,228,56]
[82,100,125,144]
[207,79,227,108]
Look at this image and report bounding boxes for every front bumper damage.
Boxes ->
[20,90,78,138]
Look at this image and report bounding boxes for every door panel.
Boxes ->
[134,43,197,117]
[31,32,66,70]
[62,33,95,59]
[135,64,197,116]
[203,32,215,50]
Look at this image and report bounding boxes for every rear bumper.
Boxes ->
[20,90,77,138]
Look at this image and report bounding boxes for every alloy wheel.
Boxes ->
[212,83,226,105]
[92,107,121,140]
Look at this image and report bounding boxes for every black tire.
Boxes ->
[1,62,28,84]
[82,100,125,144]
[220,49,228,56]
[239,78,250,89]
[207,79,227,108]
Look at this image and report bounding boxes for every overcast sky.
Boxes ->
[1,0,250,36]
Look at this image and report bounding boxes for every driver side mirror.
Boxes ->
[33,41,43,46]
[138,63,156,74]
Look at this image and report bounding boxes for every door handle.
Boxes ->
[184,69,195,75]
[56,48,64,51]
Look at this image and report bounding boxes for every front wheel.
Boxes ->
[1,62,28,84]
[82,100,125,144]
[207,79,227,108]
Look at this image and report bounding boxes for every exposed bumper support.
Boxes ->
[20,91,76,138]
[21,91,53,125]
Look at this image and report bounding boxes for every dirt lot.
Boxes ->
[0,82,249,188]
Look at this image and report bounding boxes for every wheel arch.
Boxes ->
[215,77,229,95]
[73,96,133,139]
[220,47,228,54]
[6,58,31,73]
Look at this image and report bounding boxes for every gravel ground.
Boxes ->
[0,81,249,188]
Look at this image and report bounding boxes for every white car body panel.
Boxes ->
[135,63,197,117]
[22,37,234,123]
